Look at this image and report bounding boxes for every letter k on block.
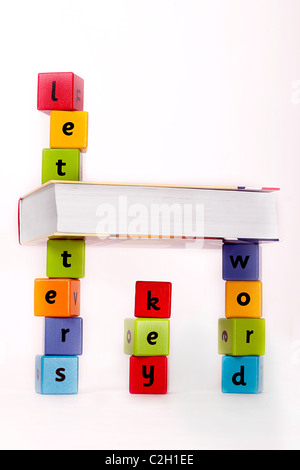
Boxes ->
[134,281,172,318]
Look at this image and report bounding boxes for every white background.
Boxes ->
[0,0,300,450]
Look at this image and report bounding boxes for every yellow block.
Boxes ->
[50,111,88,149]
[225,281,262,318]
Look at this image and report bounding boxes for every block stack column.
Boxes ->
[34,72,88,395]
[124,281,172,394]
[218,242,265,394]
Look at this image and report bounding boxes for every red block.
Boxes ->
[134,281,172,318]
[129,356,168,394]
[37,72,84,113]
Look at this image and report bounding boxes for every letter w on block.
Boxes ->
[222,243,260,281]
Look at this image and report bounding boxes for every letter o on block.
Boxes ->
[225,281,262,318]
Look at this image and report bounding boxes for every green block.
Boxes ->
[218,318,265,356]
[47,239,85,278]
[124,318,170,356]
[42,148,81,184]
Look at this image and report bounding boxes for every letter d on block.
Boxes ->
[221,356,263,394]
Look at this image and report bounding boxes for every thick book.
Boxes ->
[18,181,280,246]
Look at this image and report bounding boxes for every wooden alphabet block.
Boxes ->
[45,317,83,355]
[37,72,84,113]
[222,355,263,394]
[222,242,260,281]
[35,355,79,394]
[124,318,170,356]
[34,278,80,317]
[225,281,262,318]
[46,239,85,279]
[129,356,168,394]
[50,111,88,150]
[218,318,265,356]
[134,281,172,318]
[42,148,81,184]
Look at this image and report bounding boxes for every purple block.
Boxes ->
[45,317,83,356]
[222,243,260,280]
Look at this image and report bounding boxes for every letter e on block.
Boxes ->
[34,278,80,317]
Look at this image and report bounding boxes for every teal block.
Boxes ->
[35,355,79,395]
[222,356,263,394]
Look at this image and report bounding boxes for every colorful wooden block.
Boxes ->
[42,148,81,184]
[124,318,170,356]
[129,356,168,394]
[218,318,265,356]
[34,278,80,317]
[222,243,260,281]
[221,356,264,394]
[37,72,84,113]
[134,281,172,318]
[46,239,85,279]
[35,355,79,395]
[50,111,88,150]
[45,317,83,355]
[225,281,262,318]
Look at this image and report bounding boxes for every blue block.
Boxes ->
[222,243,260,280]
[35,355,79,395]
[222,356,263,394]
[45,317,83,355]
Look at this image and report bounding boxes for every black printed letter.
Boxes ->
[55,368,66,382]
[62,122,74,136]
[51,81,58,101]
[232,366,246,386]
[45,290,57,304]
[147,291,160,311]
[142,365,154,387]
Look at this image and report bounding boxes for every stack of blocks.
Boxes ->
[124,281,172,394]
[34,72,88,394]
[219,242,264,393]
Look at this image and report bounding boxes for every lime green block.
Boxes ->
[47,239,85,278]
[42,148,81,184]
[218,318,265,356]
[124,319,135,355]
[124,318,170,356]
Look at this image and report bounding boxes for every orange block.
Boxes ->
[225,281,262,319]
[50,111,88,149]
[34,278,80,317]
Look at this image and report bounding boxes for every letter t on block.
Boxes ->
[46,239,85,279]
